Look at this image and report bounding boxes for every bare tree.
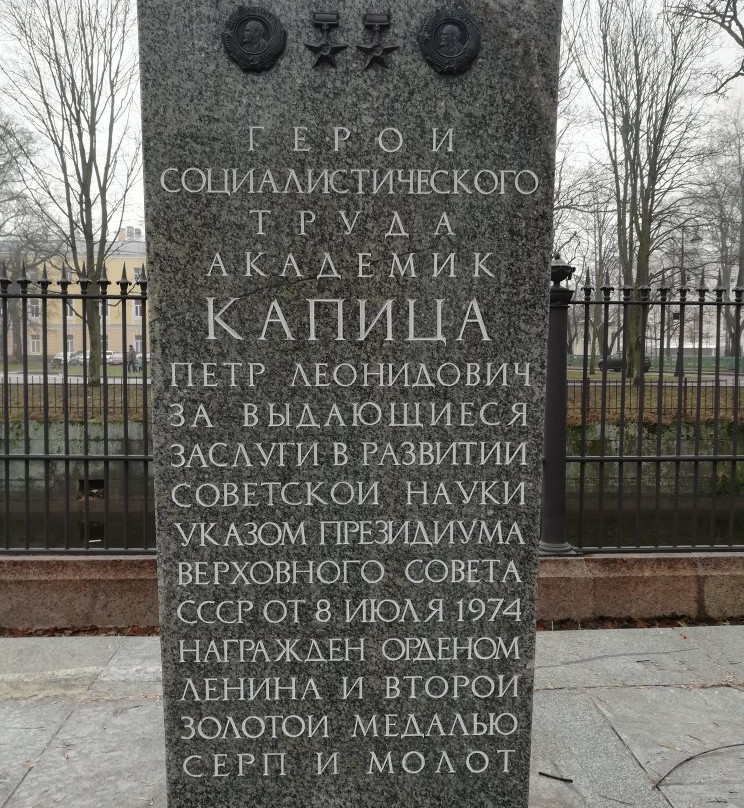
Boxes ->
[672,0,744,91]
[570,0,710,381]
[554,0,595,254]
[2,202,64,361]
[694,109,744,353]
[0,114,32,242]
[0,0,140,382]
[0,116,58,361]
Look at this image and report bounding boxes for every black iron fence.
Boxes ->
[0,263,153,553]
[544,276,744,554]
[1,267,742,554]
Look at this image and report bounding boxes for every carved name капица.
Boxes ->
[137,1,561,806]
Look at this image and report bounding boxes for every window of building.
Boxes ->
[30,337,41,355]
[66,335,74,353]
[133,299,143,319]
[65,301,75,319]
[28,300,41,318]
[134,335,143,354]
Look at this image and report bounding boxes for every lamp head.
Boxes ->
[551,253,575,287]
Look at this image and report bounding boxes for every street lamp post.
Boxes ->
[540,254,580,557]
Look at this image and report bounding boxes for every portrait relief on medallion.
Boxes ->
[223,6,286,72]
[418,7,481,75]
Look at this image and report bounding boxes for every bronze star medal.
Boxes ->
[306,12,348,68]
[357,12,398,69]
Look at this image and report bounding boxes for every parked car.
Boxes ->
[599,353,652,372]
[69,351,119,366]
[68,350,88,365]
[105,351,124,365]
[50,351,74,368]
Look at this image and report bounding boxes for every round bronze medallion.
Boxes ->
[418,8,481,75]
[222,6,286,72]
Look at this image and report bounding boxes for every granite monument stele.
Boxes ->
[137,1,561,805]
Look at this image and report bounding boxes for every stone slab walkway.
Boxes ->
[0,627,742,808]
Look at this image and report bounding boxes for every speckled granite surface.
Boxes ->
[137,1,561,805]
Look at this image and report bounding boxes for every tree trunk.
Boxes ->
[85,298,102,385]
[8,300,22,362]
[624,294,651,387]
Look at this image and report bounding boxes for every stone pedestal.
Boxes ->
[138,2,561,805]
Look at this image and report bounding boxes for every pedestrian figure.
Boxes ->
[127,344,136,372]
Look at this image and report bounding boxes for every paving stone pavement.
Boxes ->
[0,628,741,808]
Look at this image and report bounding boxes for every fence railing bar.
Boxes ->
[81,278,91,551]
[578,283,593,546]
[654,288,668,542]
[101,273,111,551]
[40,272,51,549]
[635,290,650,547]
[139,269,151,551]
[729,292,743,546]
[691,287,706,544]
[596,281,613,546]
[1,279,11,552]
[20,277,31,550]
[709,291,724,545]
[120,267,131,552]
[672,288,688,547]
[567,454,744,462]
[60,272,71,551]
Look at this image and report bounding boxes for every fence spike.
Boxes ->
[713,269,725,301]
[98,261,110,291]
[119,263,129,295]
[18,262,30,294]
[581,268,593,301]
[39,263,51,294]
[79,267,90,295]
[658,272,669,302]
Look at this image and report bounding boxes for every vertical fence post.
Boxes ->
[540,254,581,556]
